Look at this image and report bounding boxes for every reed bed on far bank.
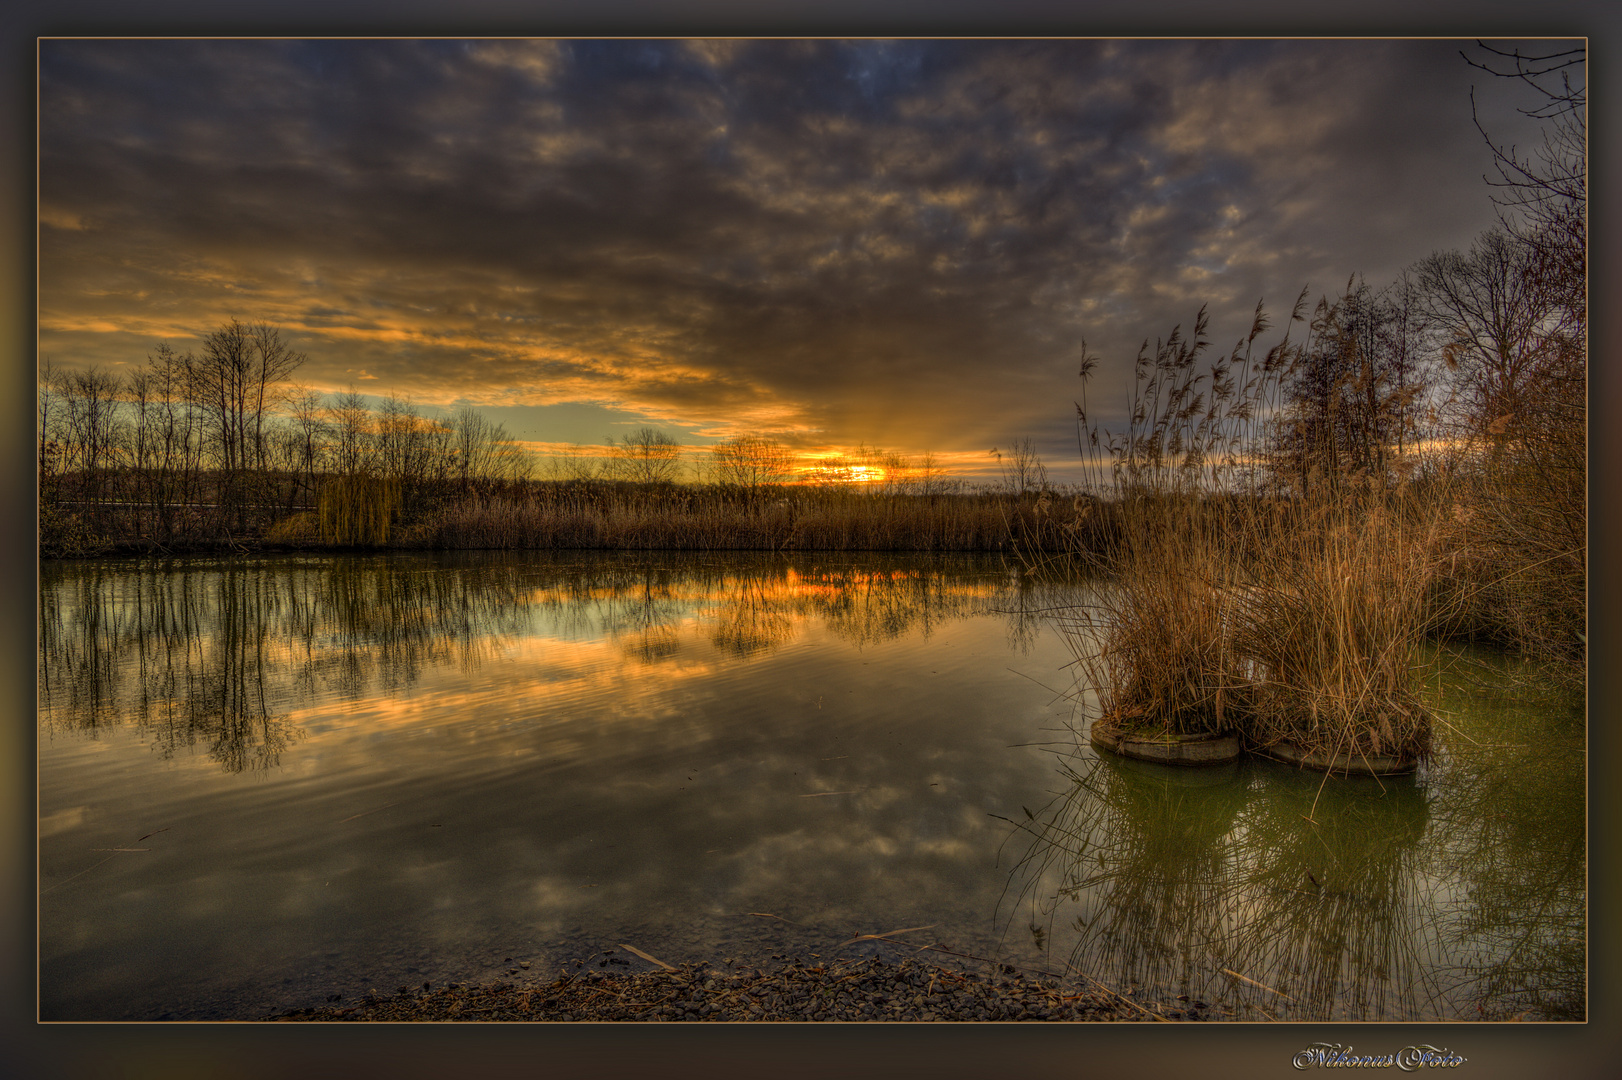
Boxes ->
[418,485,1083,553]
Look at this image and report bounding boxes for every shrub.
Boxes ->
[318,475,400,546]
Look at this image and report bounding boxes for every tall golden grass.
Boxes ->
[1231,489,1455,762]
[1427,432,1586,675]
[1070,493,1253,738]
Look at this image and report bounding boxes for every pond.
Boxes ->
[36,551,1584,1021]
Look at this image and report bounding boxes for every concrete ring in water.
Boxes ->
[1247,738,1418,776]
[1088,718,1242,766]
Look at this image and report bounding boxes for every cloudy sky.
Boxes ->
[37,38,1563,482]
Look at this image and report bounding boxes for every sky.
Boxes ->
[37,37,1567,484]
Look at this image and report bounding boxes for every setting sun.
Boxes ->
[838,464,885,484]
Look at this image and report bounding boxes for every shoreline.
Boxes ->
[261,953,1224,1023]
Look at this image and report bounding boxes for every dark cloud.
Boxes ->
[38,38,1558,477]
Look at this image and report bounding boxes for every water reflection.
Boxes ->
[40,550,1082,1021]
[38,554,1578,1024]
[38,552,1030,775]
[39,563,306,773]
[1002,651,1584,1021]
[1417,659,1586,1020]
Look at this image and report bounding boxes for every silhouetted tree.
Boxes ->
[992,437,1049,496]
[1272,279,1432,497]
[709,435,793,497]
[607,427,683,485]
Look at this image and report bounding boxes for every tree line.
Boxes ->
[38,327,993,556]
[38,320,535,554]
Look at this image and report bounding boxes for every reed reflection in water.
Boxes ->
[1000,650,1584,1021]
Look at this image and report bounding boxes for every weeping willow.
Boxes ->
[318,475,401,546]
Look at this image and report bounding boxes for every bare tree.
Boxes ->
[185,319,303,474]
[124,343,207,543]
[1424,42,1588,664]
[449,405,530,492]
[449,405,496,492]
[1416,228,1564,433]
[607,427,684,485]
[551,443,605,483]
[377,395,437,485]
[1270,279,1435,496]
[914,451,952,498]
[285,386,328,498]
[180,318,305,531]
[490,432,535,486]
[37,357,60,486]
[60,367,126,512]
[247,322,306,470]
[1465,41,1585,315]
[991,437,1048,496]
[709,435,794,496]
[328,389,375,477]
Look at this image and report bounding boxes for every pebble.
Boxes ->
[262,956,1222,1023]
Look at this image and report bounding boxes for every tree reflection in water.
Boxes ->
[999,651,1584,1021]
[40,561,305,773]
[40,552,1039,774]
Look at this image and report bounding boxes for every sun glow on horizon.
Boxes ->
[811,463,886,485]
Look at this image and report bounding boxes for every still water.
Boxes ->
[37,551,1584,1021]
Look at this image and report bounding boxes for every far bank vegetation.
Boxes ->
[37,331,1089,560]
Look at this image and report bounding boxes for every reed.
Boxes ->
[1065,493,1253,738]
[1426,442,1586,676]
[420,485,1043,553]
[1060,294,1450,765]
[1230,489,1452,762]
[1059,301,1283,740]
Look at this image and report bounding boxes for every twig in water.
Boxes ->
[1222,967,1295,1001]
[836,925,937,948]
[43,827,171,894]
[618,943,675,971]
[746,912,807,927]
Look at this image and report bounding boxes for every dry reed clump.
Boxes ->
[1062,295,1453,766]
[318,475,401,546]
[263,510,321,546]
[1061,301,1284,743]
[1426,458,1586,677]
[1069,495,1253,740]
[1230,493,1452,764]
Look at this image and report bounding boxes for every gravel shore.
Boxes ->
[263,952,1225,1023]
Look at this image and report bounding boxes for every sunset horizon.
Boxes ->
[38,37,1560,486]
